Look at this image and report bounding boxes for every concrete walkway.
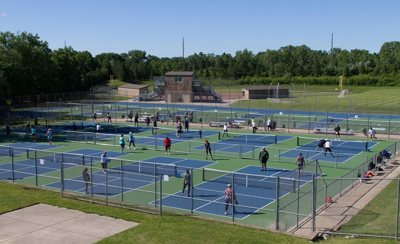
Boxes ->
[291,155,400,240]
[0,204,138,244]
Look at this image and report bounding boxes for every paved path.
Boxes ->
[0,204,138,244]
[290,154,400,240]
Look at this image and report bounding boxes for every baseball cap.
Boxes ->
[227,183,232,187]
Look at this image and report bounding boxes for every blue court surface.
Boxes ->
[44,156,214,195]
[156,165,315,219]
[279,140,378,163]
[193,135,292,153]
[0,148,125,180]
[7,142,60,150]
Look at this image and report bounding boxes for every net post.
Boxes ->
[202,168,205,181]
[275,176,280,230]
[365,141,368,152]
[296,136,299,146]
[85,132,87,143]
[239,145,242,159]
[218,131,221,140]
[34,150,38,187]
[274,135,277,144]
[82,155,85,166]
[120,159,124,203]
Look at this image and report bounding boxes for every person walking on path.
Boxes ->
[181,169,192,197]
[82,167,91,194]
[334,124,341,140]
[259,147,269,171]
[205,139,213,160]
[296,153,305,177]
[164,136,171,155]
[119,134,126,152]
[100,151,109,173]
[46,128,53,146]
[128,131,136,150]
[224,184,238,215]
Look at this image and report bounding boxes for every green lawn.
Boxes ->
[0,182,307,244]
[230,85,400,114]
[338,177,400,237]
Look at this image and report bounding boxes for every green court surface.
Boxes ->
[0,123,396,231]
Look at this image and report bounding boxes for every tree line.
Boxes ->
[1,31,400,102]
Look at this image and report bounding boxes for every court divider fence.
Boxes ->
[0,141,399,237]
[5,99,400,138]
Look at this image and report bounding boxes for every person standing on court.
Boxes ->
[184,117,190,132]
[334,124,341,140]
[252,120,257,133]
[145,116,150,128]
[31,126,37,142]
[296,153,305,177]
[266,118,272,131]
[46,128,53,146]
[119,134,126,152]
[222,123,229,137]
[82,167,91,194]
[128,131,136,150]
[259,147,269,171]
[106,112,112,123]
[205,139,213,160]
[224,183,238,215]
[152,119,158,135]
[324,139,334,157]
[100,151,109,173]
[92,112,97,122]
[164,136,171,155]
[134,112,139,126]
[181,169,192,197]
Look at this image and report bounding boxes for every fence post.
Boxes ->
[105,171,108,205]
[159,176,163,215]
[275,176,280,230]
[232,172,235,222]
[191,169,194,215]
[296,176,300,228]
[154,173,158,208]
[120,159,124,203]
[11,148,15,182]
[312,175,316,232]
[34,150,38,187]
[60,160,64,197]
[396,178,400,241]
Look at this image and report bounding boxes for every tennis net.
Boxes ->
[297,136,369,152]
[121,160,177,176]
[155,126,203,139]
[202,168,297,193]
[218,131,277,144]
[26,149,86,165]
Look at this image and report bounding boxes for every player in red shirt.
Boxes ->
[164,137,171,155]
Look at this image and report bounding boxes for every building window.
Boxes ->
[175,77,182,84]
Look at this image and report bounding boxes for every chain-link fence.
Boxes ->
[1,142,399,235]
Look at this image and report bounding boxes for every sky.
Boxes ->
[1,0,399,57]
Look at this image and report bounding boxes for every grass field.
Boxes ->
[230,86,400,114]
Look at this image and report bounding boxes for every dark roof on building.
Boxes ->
[243,85,289,91]
[119,84,149,89]
[165,71,194,76]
